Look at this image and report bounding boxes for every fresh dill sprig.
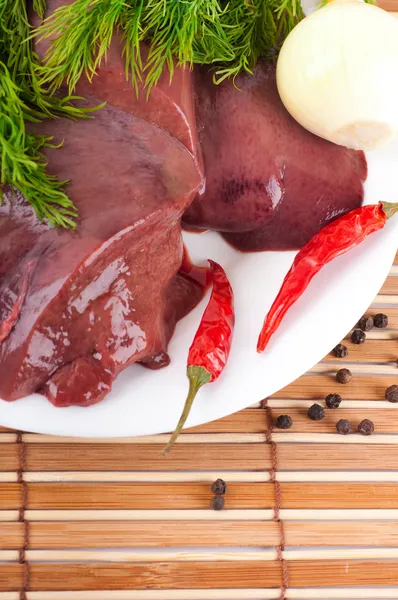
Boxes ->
[120,0,144,95]
[33,0,47,19]
[0,63,77,228]
[37,0,127,93]
[36,0,304,95]
[0,0,89,120]
[0,0,91,227]
[209,0,284,83]
[141,0,235,93]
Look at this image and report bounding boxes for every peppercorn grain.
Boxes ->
[211,479,227,495]
[351,329,366,344]
[308,403,325,421]
[332,344,348,358]
[211,495,225,511]
[357,315,374,331]
[358,419,375,436]
[325,393,342,409]
[276,415,293,429]
[336,419,351,435]
[385,385,398,403]
[374,313,388,328]
[336,368,352,384]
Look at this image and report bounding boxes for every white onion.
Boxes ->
[276,0,398,150]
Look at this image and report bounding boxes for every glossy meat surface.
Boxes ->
[184,62,367,250]
[0,105,201,405]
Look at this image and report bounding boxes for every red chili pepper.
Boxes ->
[257,201,398,353]
[162,260,234,455]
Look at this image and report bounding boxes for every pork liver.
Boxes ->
[184,62,367,250]
[0,105,201,406]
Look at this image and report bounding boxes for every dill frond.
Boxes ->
[0,63,77,228]
[38,0,126,93]
[143,0,228,92]
[36,0,305,94]
[0,0,86,120]
[120,0,145,95]
[33,0,47,20]
[0,0,94,227]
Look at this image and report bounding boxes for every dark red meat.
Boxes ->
[75,38,201,171]
[184,62,367,250]
[0,5,205,407]
[0,104,202,406]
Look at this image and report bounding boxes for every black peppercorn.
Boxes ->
[211,478,227,495]
[351,329,366,344]
[336,368,352,384]
[336,419,351,435]
[385,385,398,403]
[325,393,342,409]
[308,403,325,421]
[332,343,348,358]
[357,315,374,332]
[211,495,225,511]
[276,415,293,429]
[374,313,388,329]
[358,419,375,436]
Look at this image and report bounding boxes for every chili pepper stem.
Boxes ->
[380,201,398,220]
[161,365,212,456]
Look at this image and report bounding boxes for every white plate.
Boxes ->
[1,136,398,437]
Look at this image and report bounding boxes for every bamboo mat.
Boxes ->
[0,250,397,600]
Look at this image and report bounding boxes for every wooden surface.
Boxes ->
[1,251,398,600]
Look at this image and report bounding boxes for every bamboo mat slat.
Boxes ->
[3,591,398,600]
[379,275,398,295]
[6,559,398,590]
[341,307,398,331]
[5,515,398,545]
[12,431,398,443]
[8,508,398,521]
[1,520,398,548]
[4,469,398,482]
[5,547,398,562]
[192,409,398,433]
[1,254,398,598]
[3,547,398,562]
[273,374,396,399]
[6,441,398,470]
[4,481,398,509]
[6,405,398,437]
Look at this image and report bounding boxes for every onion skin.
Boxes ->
[276,0,398,151]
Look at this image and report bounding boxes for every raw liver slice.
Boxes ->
[76,39,201,168]
[0,105,202,405]
[184,62,367,250]
[0,6,203,407]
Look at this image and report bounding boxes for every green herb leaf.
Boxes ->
[0,62,77,228]
[36,0,304,94]
[0,0,92,228]
[37,0,127,93]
